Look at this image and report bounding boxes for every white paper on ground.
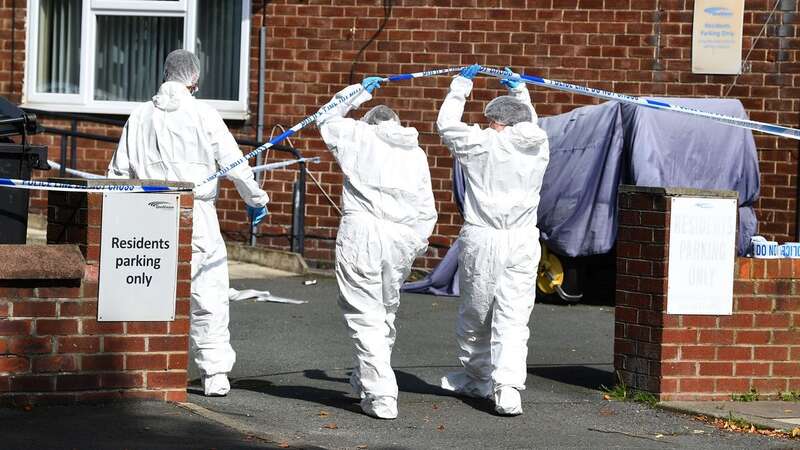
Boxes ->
[228,288,308,305]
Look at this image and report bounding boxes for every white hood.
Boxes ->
[505,121,548,154]
[152,81,192,112]
[374,121,419,149]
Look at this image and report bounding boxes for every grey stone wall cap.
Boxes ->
[619,184,738,199]
[0,244,85,280]
[48,177,194,190]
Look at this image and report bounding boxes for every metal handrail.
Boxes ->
[24,110,308,255]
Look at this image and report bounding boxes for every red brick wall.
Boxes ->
[0,189,193,406]
[0,0,25,104]
[615,185,800,401]
[2,1,798,268]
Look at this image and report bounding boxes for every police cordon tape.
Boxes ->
[478,66,800,141]
[2,64,798,193]
[0,66,465,193]
[46,160,104,179]
[0,157,323,192]
[199,66,466,186]
[45,157,320,181]
[0,177,180,193]
[250,157,321,174]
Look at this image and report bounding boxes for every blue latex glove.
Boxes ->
[499,67,522,89]
[362,76,383,93]
[459,64,481,80]
[247,205,268,226]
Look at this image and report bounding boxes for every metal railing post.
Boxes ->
[290,161,307,256]
[69,119,77,169]
[59,134,67,177]
[298,162,306,255]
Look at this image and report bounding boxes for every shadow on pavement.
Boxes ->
[232,377,362,414]
[232,368,500,416]
[2,401,280,450]
[528,364,615,391]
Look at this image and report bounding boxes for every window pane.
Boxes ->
[195,0,242,101]
[37,0,82,94]
[94,15,183,102]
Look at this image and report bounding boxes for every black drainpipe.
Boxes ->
[796,115,799,241]
[11,0,15,99]
[781,1,800,240]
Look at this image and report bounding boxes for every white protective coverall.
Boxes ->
[316,84,437,418]
[108,81,268,392]
[436,76,549,405]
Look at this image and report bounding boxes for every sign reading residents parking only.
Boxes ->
[667,197,737,315]
[98,193,180,321]
[691,0,745,74]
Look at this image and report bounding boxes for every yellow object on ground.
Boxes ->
[537,245,564,294]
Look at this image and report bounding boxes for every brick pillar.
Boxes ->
[0,179,194,405]
[615,185,800,401]
[614,185,674,394]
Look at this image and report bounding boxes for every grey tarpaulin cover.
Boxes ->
[536,101,626,256]
[403,99,760,296]
[621,98,760,255]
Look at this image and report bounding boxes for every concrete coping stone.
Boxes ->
[48,177,194,190]
[226,243,309,275]
[0,244,85,280]
[619,184,738,199]
[660,401,800,432]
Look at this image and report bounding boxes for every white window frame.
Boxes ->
[23,0,251,120]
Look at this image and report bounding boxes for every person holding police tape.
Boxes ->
[107,49,268,397]
[436,64,549,416]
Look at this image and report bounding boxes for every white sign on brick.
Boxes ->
[691,0,745,74]
[98,193,180,321]
[667,197,737,315]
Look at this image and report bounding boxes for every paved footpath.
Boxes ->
[186,275,796,449]
[3,269,796,449]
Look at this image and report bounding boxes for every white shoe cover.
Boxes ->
[440,372,491,399]
[203,373,231,397]
[361,396,398,419]
[494,387,523,416]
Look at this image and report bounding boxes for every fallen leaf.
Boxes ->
[602,394,611,401]
[792,427,800,438]
[322,423,338,430]
[599,407,615,417]
[278,442,290,449]
[432,404,439,410]
[437,424,445,432]
[23,405,32,412]
[318,410,330,417]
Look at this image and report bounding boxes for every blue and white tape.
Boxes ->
[751,235,780,259]
[251,157,321,174]
[4,64,798,194]
[478,66,800,141]
[779,243,800,259]
[0,178,181,193]
[47,160,105,180]
[198,66,464,187]
[47,157,321,180]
